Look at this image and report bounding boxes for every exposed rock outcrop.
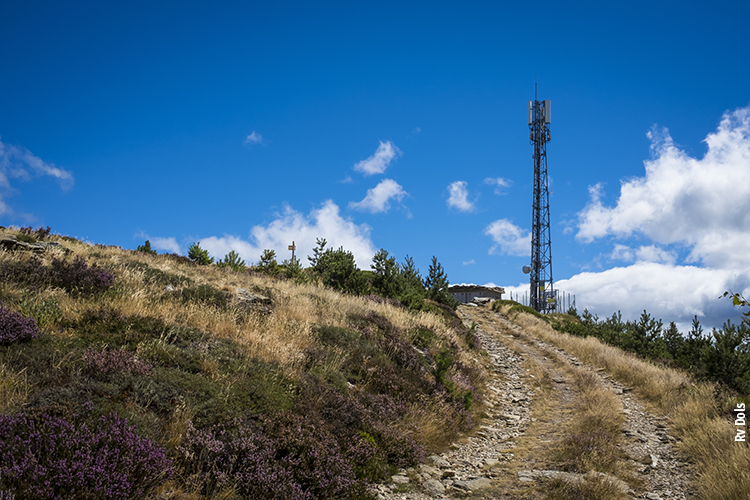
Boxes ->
[0,234,70,254]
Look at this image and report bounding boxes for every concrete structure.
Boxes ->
[448,285,505,304]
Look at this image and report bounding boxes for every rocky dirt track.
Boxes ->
[371,305,695,500]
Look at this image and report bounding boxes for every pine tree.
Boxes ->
[137,240,157,255]
[187,242,213,266]
[217,250,246,272]
[424,256,457,308]
[371,249,403,299]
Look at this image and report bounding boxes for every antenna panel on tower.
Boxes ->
[528,101,533,125]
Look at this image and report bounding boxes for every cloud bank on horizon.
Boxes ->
[501,105,750,329]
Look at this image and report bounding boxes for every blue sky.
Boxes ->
[2,1,749,330]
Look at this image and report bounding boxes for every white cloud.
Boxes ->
[447,181,475,212]
[635,245,677,265]
[499,263,750,330]
[353,141,402,176]
[557,263,750,330]
[463,259,476,266]
[484,219,530,256]
[349,179,407,213]
[609,244,676,265]
[483,177,511,194]
[199,200,377,268]
[150,237,182,254]
[244,131,264,145]
[577,105,750,269]
[0,137,74,214]
[610,244,635,262]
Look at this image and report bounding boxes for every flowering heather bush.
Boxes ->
[363,294,402,308]
[0,403,173,499]
[18,225,51,240]
[48,256,115,296]
[178,414,369,500]
[0,303,40,345]
[0,256,49,289]
[0,256,114,296]
[82,347,154,377]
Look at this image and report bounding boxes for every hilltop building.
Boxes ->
[448,284,505,304]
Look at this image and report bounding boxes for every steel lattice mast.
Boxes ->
[528,90,554,313]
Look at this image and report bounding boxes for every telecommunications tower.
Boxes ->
[527,89,555,313]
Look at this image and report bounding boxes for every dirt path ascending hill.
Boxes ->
[371,305,695,500]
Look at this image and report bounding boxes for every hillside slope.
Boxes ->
[0,230,486,499]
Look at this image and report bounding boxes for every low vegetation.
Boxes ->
[0,227,483,499]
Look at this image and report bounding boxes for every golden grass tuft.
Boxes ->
[552,369,624,475]
[543,474,629,500]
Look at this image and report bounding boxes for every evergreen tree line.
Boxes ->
[553,307,750,395]
[140,239,459,311]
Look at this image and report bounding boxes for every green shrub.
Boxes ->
[256,249,279,275]
[371,249,404,299]
[217,250,246,272]
[423,256,458,309]
[435,348,454,387]
[174,284,229,309]
[187,242,213,266]
[136,240,158,255]
[18,293,62,328]
[316,246,368,295]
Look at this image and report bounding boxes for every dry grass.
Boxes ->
[499,305,750,500]
[0,359,30,413]
[504,309,691,407]
[552,369,625,476]
[10,234,466,377]
[543,474,630,500]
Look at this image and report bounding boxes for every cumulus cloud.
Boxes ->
[150,237,182,254]
[199,200,377,268]
[349,179,407,213]
[577,105,750,269]
[500,263,750,330]
[609,244,677,265]
[244,131,264,145]
[484,177,511,194]
[557,264,750,330]
[0,137,74,214]
[484,219,530,256]
[463,259,476,266]
[447,181,475,212]
[353,141,402,176]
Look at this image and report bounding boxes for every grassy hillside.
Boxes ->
[0,229,486,499]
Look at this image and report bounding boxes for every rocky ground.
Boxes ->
[371,305,696,500]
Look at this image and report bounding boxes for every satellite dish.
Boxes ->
[522,265,531,274]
